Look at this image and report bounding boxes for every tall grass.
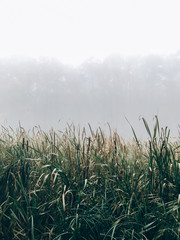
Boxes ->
[0,118,179,239]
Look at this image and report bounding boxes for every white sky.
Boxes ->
[0,0,180,65]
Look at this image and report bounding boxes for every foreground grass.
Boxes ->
[0,118,179,240]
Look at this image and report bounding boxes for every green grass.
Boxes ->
[0,117,179,240]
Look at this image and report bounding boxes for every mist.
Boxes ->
[0,52,180,139]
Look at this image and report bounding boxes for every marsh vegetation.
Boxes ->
[0,117,179,239]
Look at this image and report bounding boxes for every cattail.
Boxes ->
[22,137,25,149]
[27,140,29,152]
[114,140,117,155]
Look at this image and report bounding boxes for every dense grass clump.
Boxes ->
[0,117,179,240]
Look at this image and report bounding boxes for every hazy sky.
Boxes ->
[0,0,180,65]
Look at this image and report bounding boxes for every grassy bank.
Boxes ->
[0,117,179,239]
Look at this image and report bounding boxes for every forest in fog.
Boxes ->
[0,52,180,138]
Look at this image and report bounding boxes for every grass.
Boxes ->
[0,117,179,239]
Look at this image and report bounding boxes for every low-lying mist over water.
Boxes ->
[1,53,180,139]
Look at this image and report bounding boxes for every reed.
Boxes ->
[0,118,179,239]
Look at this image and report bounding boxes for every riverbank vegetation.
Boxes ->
[0,117,179,239]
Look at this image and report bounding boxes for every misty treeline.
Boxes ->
[0,52,180,136]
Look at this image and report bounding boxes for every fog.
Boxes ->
[0,53,180,139]
[0,0,180,139]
